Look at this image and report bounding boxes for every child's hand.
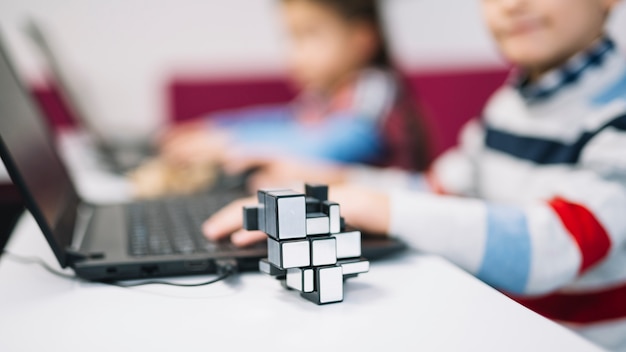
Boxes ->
[202,185,391,247]
[330,185,391,236]
[202,196,267,247]
[159,127,230,166]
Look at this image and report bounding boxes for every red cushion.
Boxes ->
[408,68,509,155]
[167,76,298,123]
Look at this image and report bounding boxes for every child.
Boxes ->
[156,0,430,176]
[203,0,626,350]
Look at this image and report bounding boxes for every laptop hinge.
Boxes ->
[65,249,88,264]
[65,248,105,265]
[66,204,105,265]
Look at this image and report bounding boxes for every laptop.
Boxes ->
[22,18,154,174]
[0,35,408,282]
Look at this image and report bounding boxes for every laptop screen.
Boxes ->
[0,37,79,266]
[23,20,101,142]
[23,19,155,173]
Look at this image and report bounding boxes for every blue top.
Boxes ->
[209,105,385,164]
[205,69,399,164]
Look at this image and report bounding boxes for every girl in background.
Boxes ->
[154,0,431,188]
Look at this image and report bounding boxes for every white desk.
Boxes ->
[0,212,605,352]
[0,130,606,352]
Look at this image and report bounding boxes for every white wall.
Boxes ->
[1,0,625,142]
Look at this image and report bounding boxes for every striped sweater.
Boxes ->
[351,37,626,351]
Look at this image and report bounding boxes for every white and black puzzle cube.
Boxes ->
[247,184,370,305]
[267,237,310,269]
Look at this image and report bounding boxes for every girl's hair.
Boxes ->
[282,0,393,69]
[283,0,433,171]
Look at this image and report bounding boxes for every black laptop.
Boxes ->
[0,34,407,282]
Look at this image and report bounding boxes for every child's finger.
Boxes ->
[202,197,256,240]
[231,230,267,247]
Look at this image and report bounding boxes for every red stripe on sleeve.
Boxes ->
[548,197,611,274]
[510,282,626,324]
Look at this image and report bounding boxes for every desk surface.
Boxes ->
[0,213,604,352]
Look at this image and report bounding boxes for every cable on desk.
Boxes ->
[107,272,232,288]
[107,259,238,288]
[1,250,238,288]
[1,250,77,280]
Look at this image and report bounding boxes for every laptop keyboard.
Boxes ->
[127,191,246,256]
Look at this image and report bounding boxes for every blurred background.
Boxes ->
[0,0,625,245]
[0,0,622,153]
[0,0,625,209]
[0,0,624,151]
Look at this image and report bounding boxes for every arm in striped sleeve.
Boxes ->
[389,126,626,296]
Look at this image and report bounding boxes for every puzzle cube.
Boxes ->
[259,258,286,276]
[306,197,321,213]
[260,189,307,240]
[305,184,328,202]
[286,267,314,292]
[338,258,370,275]
[301,265,344,304]
[243,205,260,231]
[332,231,362,259]
[267,238,310,269]
[309,236,337,266]
[255,183,367,305]
[321,201,341,234]
[306,212,330,235]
